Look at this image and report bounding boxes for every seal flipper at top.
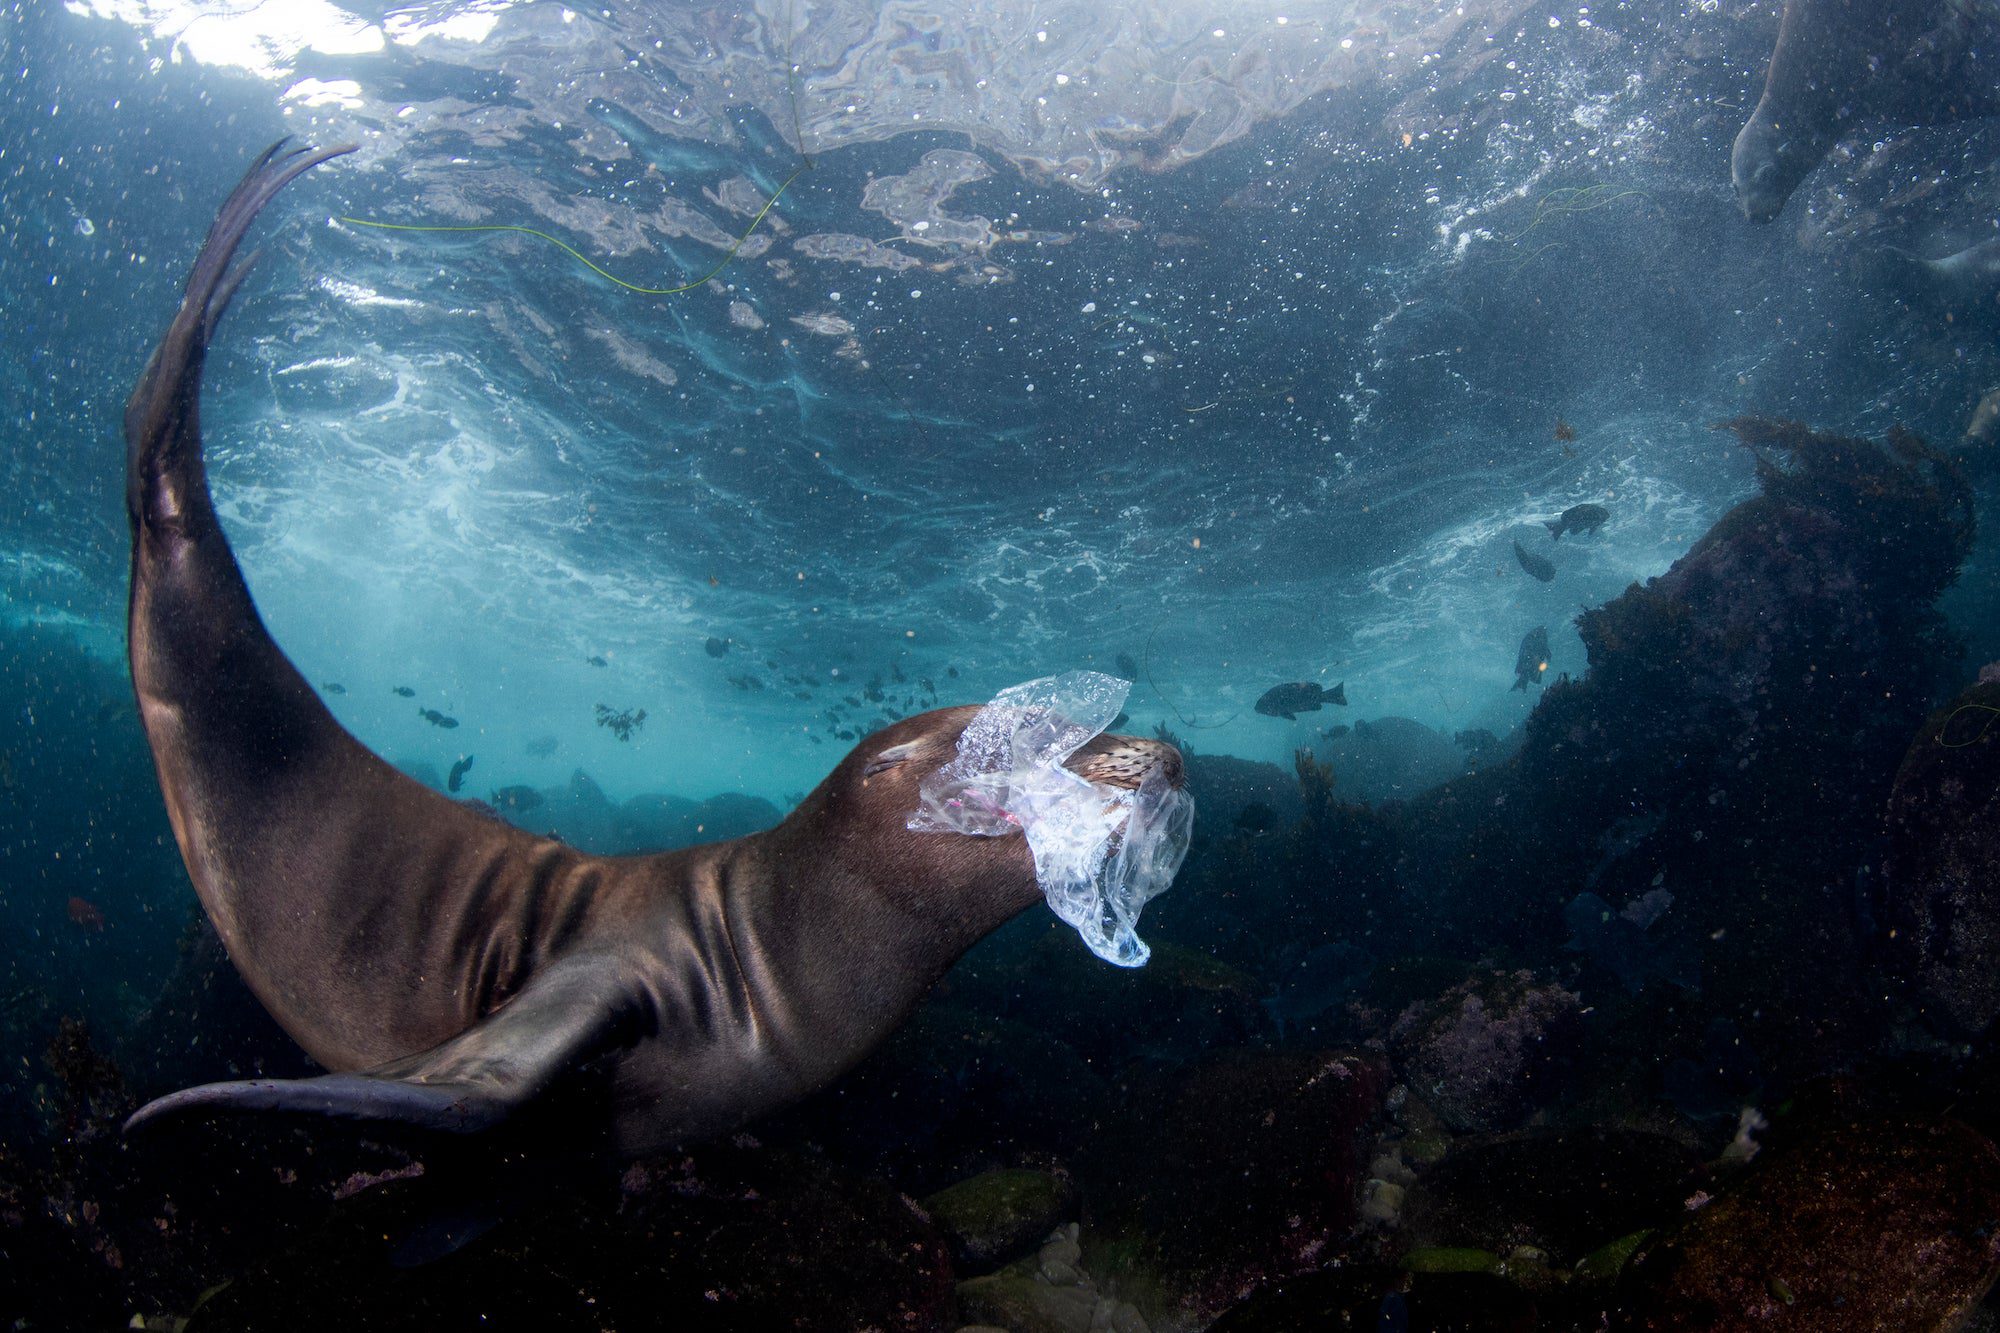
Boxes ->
[125,951,645,1137]
[126,139,355,532]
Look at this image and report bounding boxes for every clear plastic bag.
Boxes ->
[908,671,1194,966]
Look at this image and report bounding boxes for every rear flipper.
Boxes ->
[125,139,355,533]
[126,951,645,1137]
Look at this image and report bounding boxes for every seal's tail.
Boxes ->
[125,139,355,534]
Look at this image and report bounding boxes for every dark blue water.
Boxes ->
[6,0,2000,1327]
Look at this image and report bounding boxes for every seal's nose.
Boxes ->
[1062,735,1186,792]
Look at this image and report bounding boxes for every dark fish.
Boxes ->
[586,655,608,668]
[1110,711,1130,731]
[321,681,346,695]
[1255,680,1347,720]
[1513,626,1550,692]
[419,707,460,729]
[393,685,416,698]
[489,784,544,812]
[447,754,475,793]
[1321,724,1351,740]
[946,666,959,678]
[1454,727,1499,753]
[1115,652,1140,679]
[704,637,730,658]
[1546,503,1609,540]
[1553,419,1577,443]
[1513,540,1556,583]
[524,735,559,758]
[728,674,764,692]
[66,896,105,932]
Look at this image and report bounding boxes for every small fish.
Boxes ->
[1321,724,1351,740]
[586,655,608,668]
[1110,711,1130,731]
[447,754,475,793]
[1546,503,1609,540]
[1115,652,1141,679]
[66,896,104,932]
[947,666,959,678]
[524,735,559,758]
[1255,680,1347,721]
[393,685,416,698]
[419,707,460,729]
[1554,419,1577,443]
[1454,727,1499,753]
[1514,626,1551,692]
[705,637,730,659]
[1513,540,1556,583]
[490,784,544,812]
[728,674,765,692]
[321,681,347,695]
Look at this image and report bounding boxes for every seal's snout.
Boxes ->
[1063,734,1185,793]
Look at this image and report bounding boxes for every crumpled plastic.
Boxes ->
[907,670,1194,967]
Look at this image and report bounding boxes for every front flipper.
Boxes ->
[126,951,644,1137]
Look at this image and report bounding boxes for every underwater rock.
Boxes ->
[760,1000,1110,1187]
[1394,419,1974,1082]
[508,772,781,854]
[1563,890,1701,995]
[954,1223,1150,1333]
[1315,716,1465,804]
[1077,1050,1388,1321]
[1885,678,2000,1036]
[921,1166,1078,1274]
[0,1141,126,1330]
[1615,1116,2000,1331]
[1180,752,1306,832]
[1387,970,1585,1135]
[1206,1265,1537,1332]
[1403,1128,1702,1267]
[936,921,1268,1075]
[183,1142,956,1332]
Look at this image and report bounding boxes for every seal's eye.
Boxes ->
[863,741,923,778]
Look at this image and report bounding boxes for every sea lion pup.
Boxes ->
[123,143,1185,1155]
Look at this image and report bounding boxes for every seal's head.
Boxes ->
[1731,108,1823,224]
[779,705,1187,945]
